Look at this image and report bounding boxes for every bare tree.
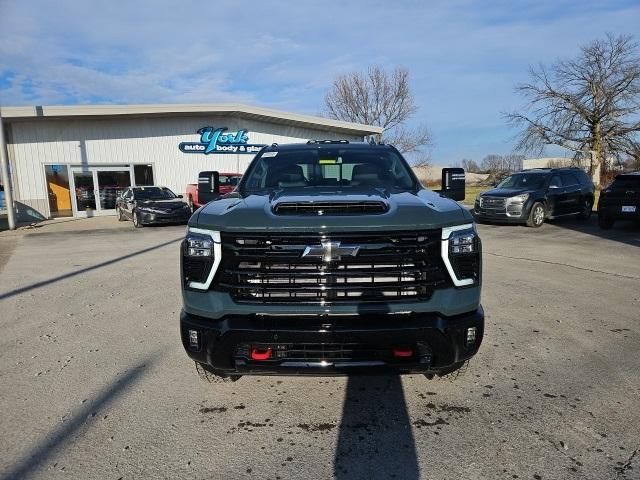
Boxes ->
[480,153,524,182]
[324,66,432,163]
[506,34,640,183]
[460,158,481,173]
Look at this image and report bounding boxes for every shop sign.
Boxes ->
[179,127,266,154]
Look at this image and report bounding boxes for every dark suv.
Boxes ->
[598,171,640,229]
[474,168,595,227]
[180,141,483,381]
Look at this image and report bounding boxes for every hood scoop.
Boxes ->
[273,201,388,216]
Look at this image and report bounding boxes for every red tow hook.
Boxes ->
[392,347,413,358]
[251,347,272,361]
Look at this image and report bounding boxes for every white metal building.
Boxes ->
[0,104,382,221]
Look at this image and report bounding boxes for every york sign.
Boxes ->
[179,127,266,154]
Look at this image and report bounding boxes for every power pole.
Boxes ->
[0,108,17,230]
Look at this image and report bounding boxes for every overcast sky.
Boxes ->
[1,0,638,164]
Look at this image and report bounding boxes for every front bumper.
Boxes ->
[598,203,640,221]
[139,210,191,224]
[180,307,484,376]
[474,202,530,223]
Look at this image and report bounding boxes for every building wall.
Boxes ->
[7,115,362,218]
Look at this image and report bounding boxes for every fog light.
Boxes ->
[466,327,477,346]
[188,329,199,349]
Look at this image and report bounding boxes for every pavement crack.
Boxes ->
[616,448,639,478]
[485,252,640,280]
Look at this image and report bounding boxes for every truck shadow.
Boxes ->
[334,375,420,479]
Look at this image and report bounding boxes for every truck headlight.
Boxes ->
[450,231,475,254]
[441,224,481,287]
[181,229,221,289]
[186,234,213,257]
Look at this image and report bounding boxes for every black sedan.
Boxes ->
[116,186,192,227]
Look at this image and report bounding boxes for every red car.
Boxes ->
[185,172,242,211]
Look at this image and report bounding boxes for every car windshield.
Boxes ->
[497,173,547,189]
[134,187,177,200]
[241,147,416,192]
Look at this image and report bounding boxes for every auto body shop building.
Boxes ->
[0,104,381,221]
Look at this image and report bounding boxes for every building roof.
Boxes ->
[0,103,383,136]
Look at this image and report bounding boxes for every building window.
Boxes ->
[134,165,154,186]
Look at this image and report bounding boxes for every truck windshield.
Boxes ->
[241,147,416,192]
[497,173,547,189]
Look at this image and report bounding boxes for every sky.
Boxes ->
[1,0,639,165]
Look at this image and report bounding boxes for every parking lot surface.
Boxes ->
[1,216,639,480]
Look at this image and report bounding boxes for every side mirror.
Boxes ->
[440,168,465,201]
[198,171,220,204]
[177,194,183,198]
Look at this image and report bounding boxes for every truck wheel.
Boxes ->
[578,198,593,219]
[117,207,125,221]
[526,202,545,228]
[598,213,614,230]
[195,362,241,383]
[132,210,143,228]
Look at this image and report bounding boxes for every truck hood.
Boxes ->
[191,187,473,232]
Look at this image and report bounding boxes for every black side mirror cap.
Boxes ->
[198,171,221,204]
[440,168,465,201]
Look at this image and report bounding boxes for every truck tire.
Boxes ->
[117,207,125,221]
[195,362,241,383]
[526,202,545,228]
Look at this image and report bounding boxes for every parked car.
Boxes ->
[116,186,192,227]
[179,141,483,382]
[474,168,595,227]
[597,171,640,229]
[185,172,242,211]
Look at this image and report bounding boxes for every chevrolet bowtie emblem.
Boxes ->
[301,241,360,262]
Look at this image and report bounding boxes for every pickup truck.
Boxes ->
[179,141,483,382]
[185,173,242,211]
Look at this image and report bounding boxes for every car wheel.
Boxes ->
[117,207,125,221]
[526,202,545,228]
[132,210,143,228]
[578,198,593,219]
[195,362,241,383]
[598,213,614,230]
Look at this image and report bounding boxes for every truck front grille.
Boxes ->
[216,231,450,304]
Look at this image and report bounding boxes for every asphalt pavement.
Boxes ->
[0,215,639,480]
